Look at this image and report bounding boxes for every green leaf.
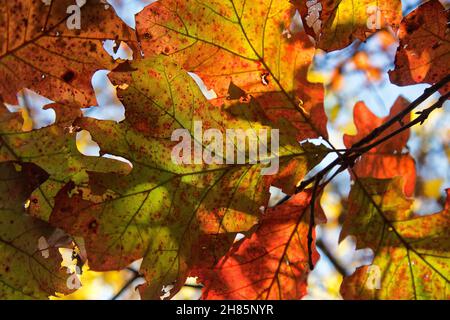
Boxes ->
[0,103,130,221]
[295,0,402,51]
[0,161,74,299]
[134,0,328,141]
[49,55,329,299]
[341,177,450,299]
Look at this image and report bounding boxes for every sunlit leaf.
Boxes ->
[134,0,328,141]
[295,0,402,51]
[0,0,138,106]
[0,103,130,221]
[344,97,416,197]
[198,191,326,299]
[389,0,450,92]
[0,161,74,299]
[341,178,449,300]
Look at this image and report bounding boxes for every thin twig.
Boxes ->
[273,76,450,209]
[351,75,450,150]
[112,272,142,300]
[315,240,348,276]
[275,78,449,276]
[183,283,204,289]
[353,92,450,154]
[307,176,320,270]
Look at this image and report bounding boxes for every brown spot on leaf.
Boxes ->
[62,70,76,83]
[88,219,98,232]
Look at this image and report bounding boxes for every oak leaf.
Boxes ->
[295,0,402,51]
[134,0,327,141]
[0,161,75,299]
[344,97,416,197]
[197,191,326,299]
[341,178,450,299]
[389,0,450,93]
[49,55,329,299]
[0,103,130,221]
[0,0,138,106]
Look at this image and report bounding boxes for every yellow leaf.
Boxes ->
[423,178,443,199]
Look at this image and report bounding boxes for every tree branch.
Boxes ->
[315,240,348,276]
[273,76,450,209]
[351,75,450,151]
[275,76,449,279]
[353,92,449,154]
[112,270,142,300]
[307,176,320,270]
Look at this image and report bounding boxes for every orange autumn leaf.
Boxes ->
[352,52,382,81]
[377,30,396,50]
[198,191,326,300]
[344,97,416,196]
[365,67,382,81]
[353,52,370,70]
[389,0,450,93]
[330,69,344,91]
[134,0,328,141]
[0,0,137,106]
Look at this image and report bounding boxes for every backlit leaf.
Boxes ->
[0,0,138,106]
[389,0,450,92]
[0,161,74,299]
[295,0,402,51]
[344,97,416,197]
[49,55,329,299]
[0,103,130,221]
[198,191,326,299]
[341,178,449,299]
[134,0,328,141]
